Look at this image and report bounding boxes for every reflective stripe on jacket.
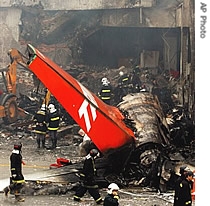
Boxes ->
[47,112,60,131]
[99,85,112,100]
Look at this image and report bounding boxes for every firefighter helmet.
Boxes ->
[41,104,46,111]
[119,71,124,76]
[179,165,191,175]
[48,103,56,113]
[107,183,119,194]
[14,142,22,151]
[89,148,99,157]
[101,77,110,86]
[101,77,108,83]
[186,170,194,177]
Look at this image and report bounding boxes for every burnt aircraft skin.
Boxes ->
[6,45,194,193]
[32,92,173,191]
[109,92,171,189]
[19,93,174,191]
[118,93,170,147]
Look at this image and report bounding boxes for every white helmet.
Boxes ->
[107,183,119,194]
[41,104,46,111]
[101,77,110,86]
[48,103,56,113]
[101,77,108,83]
[119,71,124,76]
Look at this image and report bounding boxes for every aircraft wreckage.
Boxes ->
[2,44,194,194]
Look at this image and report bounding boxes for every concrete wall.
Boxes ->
[0,0,142,10]
[175,0,193,27]
[0,8,22,67]
[0,8,21,42]
[0,0,41,7]
[101,8,176,28]
[101,0,191,28]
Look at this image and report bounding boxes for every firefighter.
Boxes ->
[99,77,113,105]
[130,65,142,93]
[74,148,103,204]
[34,104,47,148]
[3,143,25,202]
[46,103,60,149]
[174,170,194,206]
[174,166,191,206]
[117,71,131,101]
[103,183,120,206]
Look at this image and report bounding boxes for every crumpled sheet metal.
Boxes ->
[118,92,170,148]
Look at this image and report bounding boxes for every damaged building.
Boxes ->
[0,0,194,116]
[0,0,195,194]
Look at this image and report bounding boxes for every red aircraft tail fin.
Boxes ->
[26,44,135,154]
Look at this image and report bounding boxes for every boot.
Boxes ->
[15,191,25,202]
[73,195,81,202]
[3,186,10,197]
[96,197,103,204]
[15,195,25,202]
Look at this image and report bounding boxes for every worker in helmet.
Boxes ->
[117,70,131,102]
[174,170,194,206]
[33,104,47,148]
[74,148,103,204]
[46,103,60,149]
[173,165,191,206]
[130,65,142,93]
[98,77,113,105]
[3,143,25,202]
[104,183,120,206]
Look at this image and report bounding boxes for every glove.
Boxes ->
[114,195,120,200]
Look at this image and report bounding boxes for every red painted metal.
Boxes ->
[26,44,135,154]
[50,158,71,169]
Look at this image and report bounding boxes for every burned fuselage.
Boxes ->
[99,92,171,189]
[6,45,194,192]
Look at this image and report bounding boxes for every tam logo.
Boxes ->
[78,83,98,132]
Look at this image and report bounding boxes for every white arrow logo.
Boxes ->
[78,83,98,132]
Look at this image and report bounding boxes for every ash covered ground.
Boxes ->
[0,122,195,206]
[0,66,195,206]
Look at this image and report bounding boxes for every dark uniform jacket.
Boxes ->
[130,73,142,92]
[117,73,131,100]
[175,178,192,206]
[10,150,24,183]
[103,194,119,206]
[99,84,113,104]
[47,111,60,131]
[34,110,47,134]
[118,74,130,88]
[174,175,185,206]
[80,154,97,187]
